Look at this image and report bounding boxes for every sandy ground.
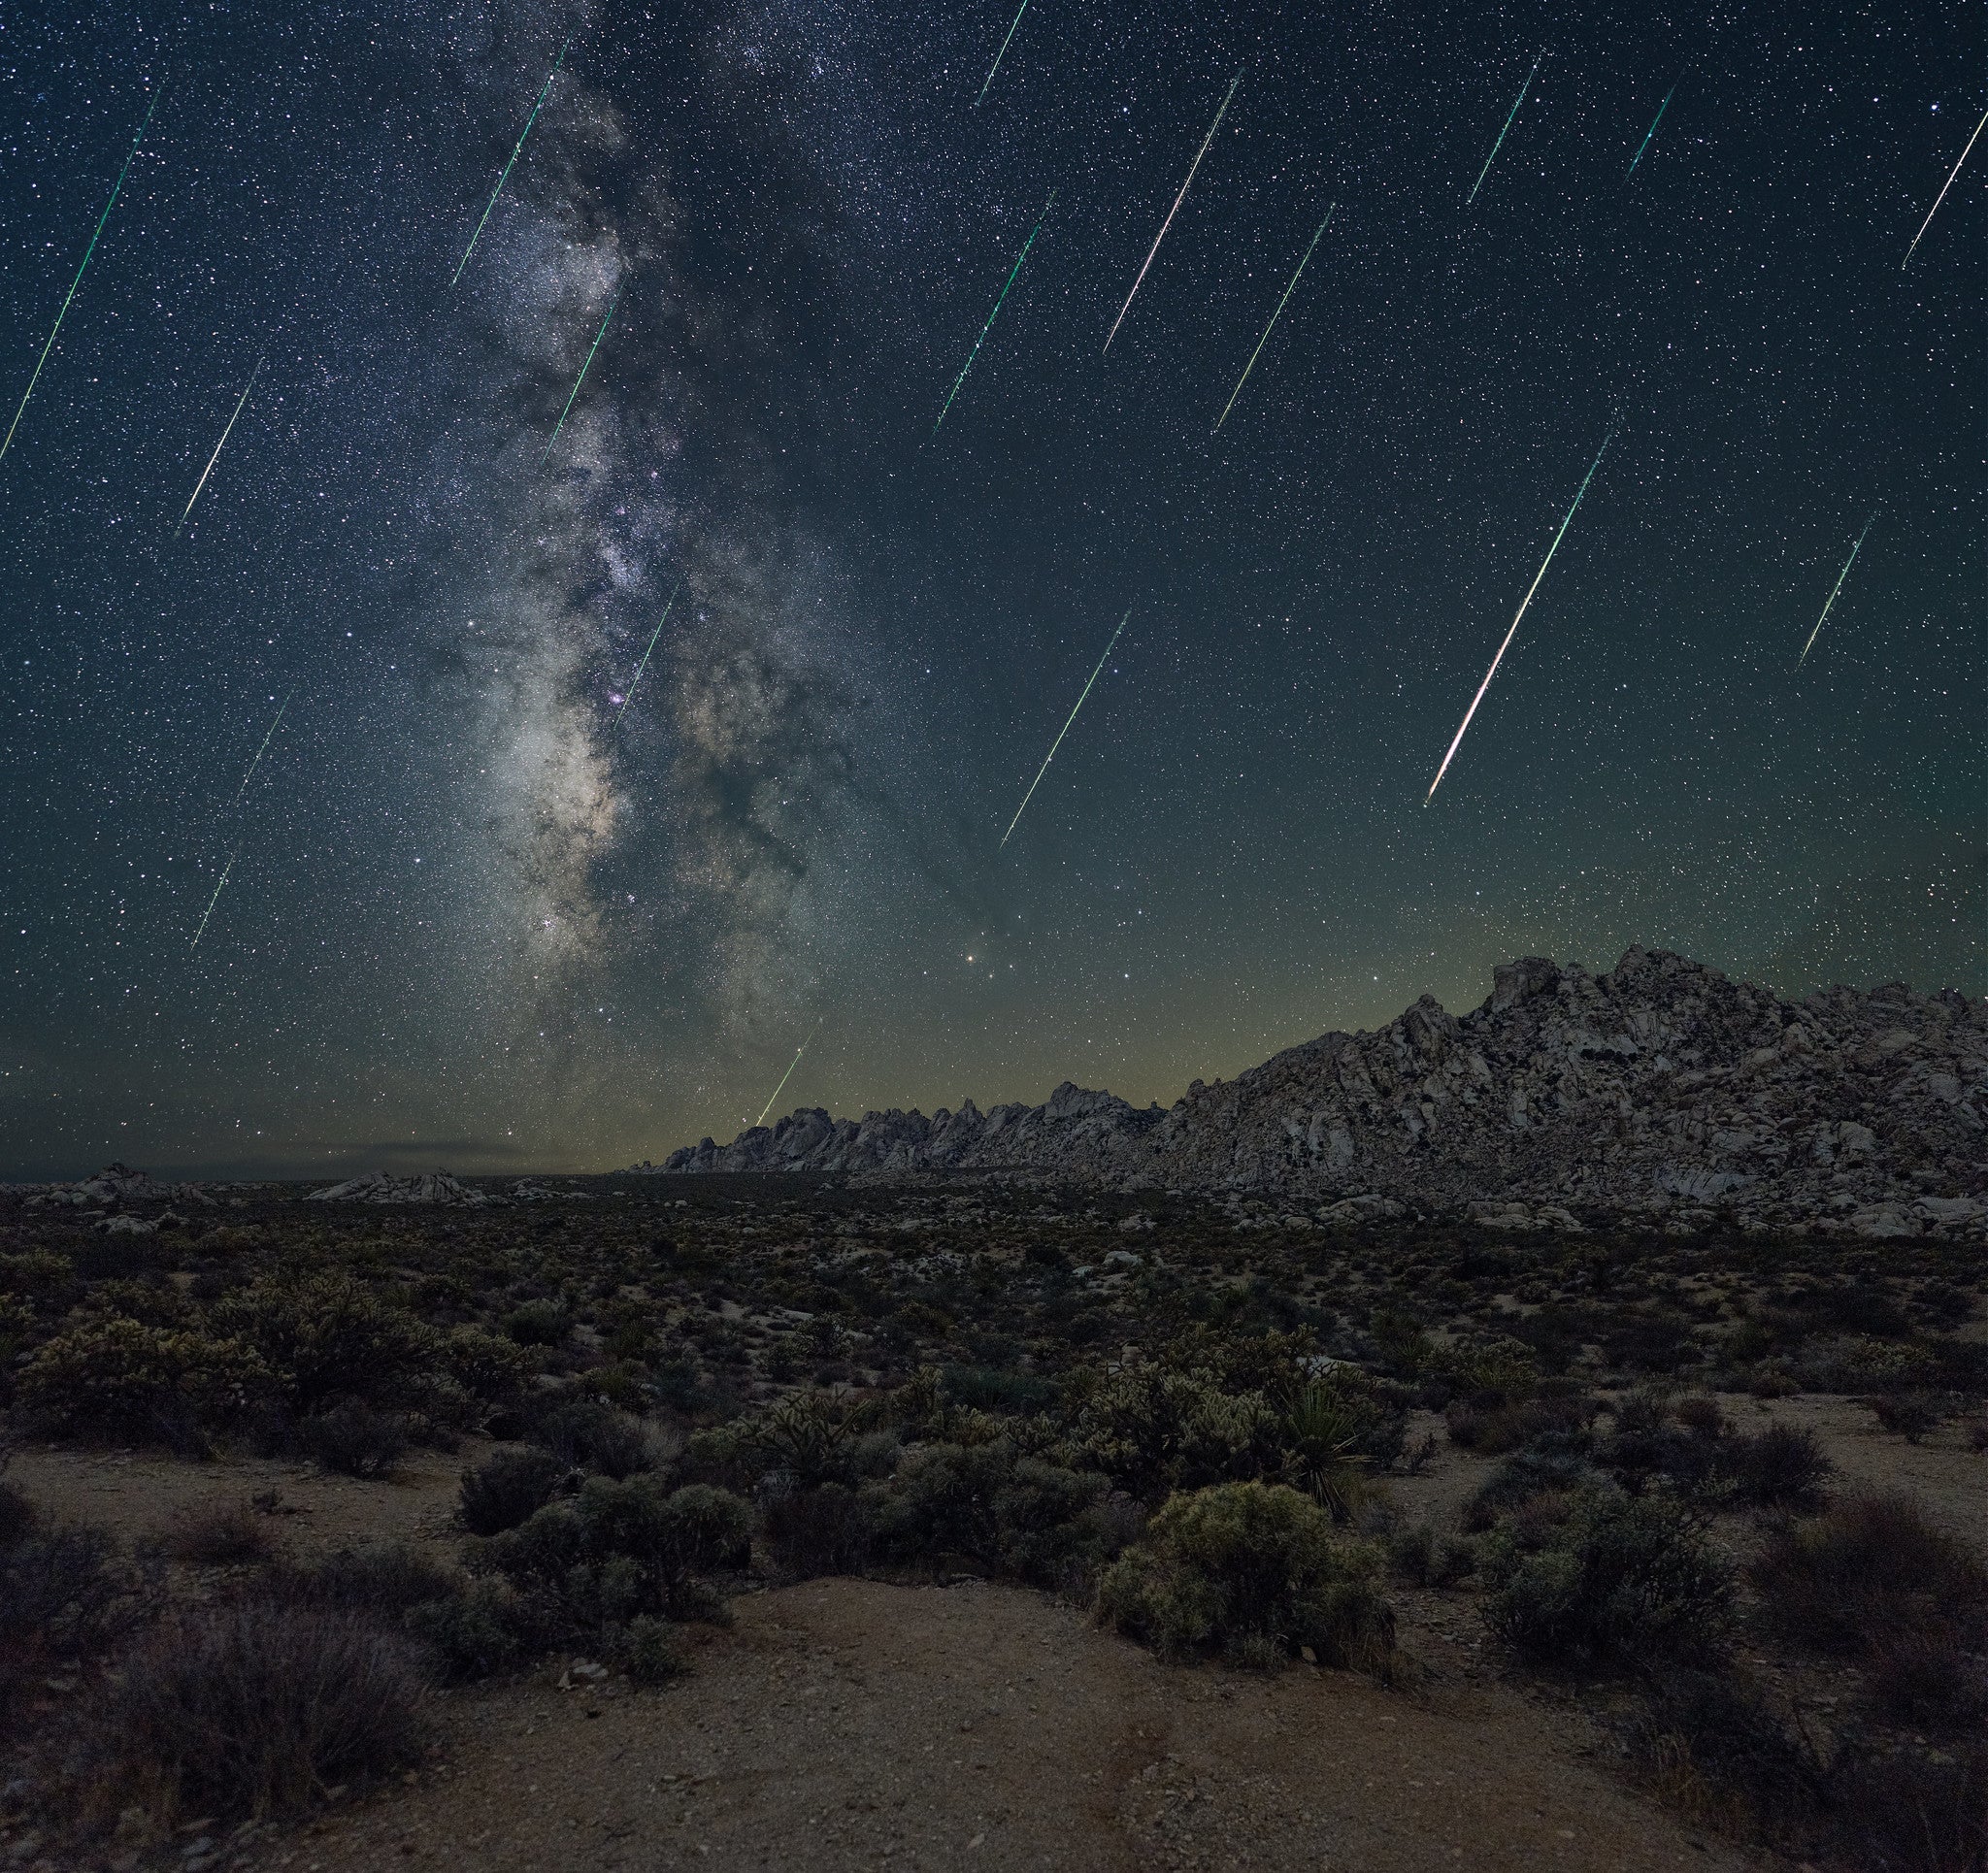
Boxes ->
[230,1577,1754,1873]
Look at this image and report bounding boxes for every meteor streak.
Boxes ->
[543,286,621,465]
[1626,83,1675,178]
[1105,74,1241,352]
[935,193,1055,433]
[1903,107,1987,268]
[1426,428,1613,804]
[177,354,264,535]
[1212,204,1334,432]
[3,82,168,463]
[618,580,679,720]
[1797,512,1878,666]
[754,1018,824,1128]
[1467,49,1542,205]
[976,0,1032,105]
[230,685,296,806]
[1000,608,1130,847]
[189,856,235,952]
[452,38,570,287]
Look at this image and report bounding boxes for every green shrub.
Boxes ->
[1095,1481,1394,1674]
[1066,1357,1273,1498]
[299,1405,409,1478]
[459,1447,567,1536]
[212,1273,435,1411]
[763,1482,876,1580]
[403,1578,525,1682]
[17,1319,274,1445]
[1727,1423,1833,1509]
[611,1613,685,1685]
[439,1327,535,1401]
[502,1299,572,1347]
[1481,1487,1733,1669]
[524,1399,658,1478]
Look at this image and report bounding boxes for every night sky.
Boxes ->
[2,1,1978,1179]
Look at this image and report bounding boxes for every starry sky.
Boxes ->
[1,0,1978,1179]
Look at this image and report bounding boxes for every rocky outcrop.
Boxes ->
[652,949,1987,1235]
[305,1170,494,1206]
[19,1163,217,1210]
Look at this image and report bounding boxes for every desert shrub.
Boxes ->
[281,1542,456,1620]
[1425,1334,1541,1404]
[1865,1628,1988,1732]
[438,1326,535,1402]
[1269,1374,1398,1515]
[459,1446,568,1536]
[16,1319,274,1447]
[1868,1392,1948,1443]
[502,1298,572,1347]
[990,1458,1136,1591]
[212,1273,436,1411]
[1066,1355,1273,1498]
[0,1526,144,1737]
[1481,1488,1733,1670]
[1750,1493,1988,1658]
[299,1405,409,1478]
[1095,1481,1394,1674]
[869,1440,1015,1567]
[403,1577,525,1682]
[1461,1446,1605,1532]
[1826,1740,1988,1873]
[1446,1390,1594,1456]
[82,1600,426,1828]
[1625,1667,1824,1832]
[1727,1423,1833,1509]
[940,1364,1059,1416]
[607,1613,684,1685]
[164,1501,272,1566]
[524,1398,658,1479]
[478,1476,750,1638]
[1794,1332,1938,1395]
[741,1390,873,1487]
[0,1449,37,1552]
[762,1482,876,1580]
[1386,1524,1477,1589]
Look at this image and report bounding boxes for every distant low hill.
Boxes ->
[649,948,1986,1237]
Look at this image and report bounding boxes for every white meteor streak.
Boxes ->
[1426,428,1614,803]
[1903,107,1987,268]
[1001,608,1130,846]
[618,579,679,721]
[1213,203,1334,432]
[1797,512,1878,666]
[976,0,1032,105]
[1105,74,1241,352]
[178,354,264,535]
[754,1018,824,1128]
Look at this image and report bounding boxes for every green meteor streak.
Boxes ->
[177,353,264,535]
[1000,608,1130,848]
[1625,83,1675,179]
[230,684,296,806]
[975,0,1032,105]
[452,38,570,287]
[618,579,679,720]
[3,81,169,464]
[754,1018,824,1128]
[934,193,1055,433]
[1212,203,1334,433]
[1903,107,1988,269]
[543,286,621,465]
[1467,48,1542,205]
[1798,512,1878,666]
[189,855,236,952]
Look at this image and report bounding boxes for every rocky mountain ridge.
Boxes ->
[651,947,1988,1237]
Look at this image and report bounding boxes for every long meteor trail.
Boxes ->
[3,82,168,463]
[543,286,621,464]
[619,579,679,720]
[189,856,235,952]
[177,354,264,535]
[1798,513,1878,666]
[1105,74,1241,352]
[975,0,1032,104]
[1213,204,1334,432]
[453,39,570,287]
[1626,83,1675,178]
[935,193,1055,432]
[1426,428,1613,804]
[754,1018,824,1128]
[230,685,296,806]
[1468,49,1542,205]
[1903,107,1987,268]
[1001,608,1130,847]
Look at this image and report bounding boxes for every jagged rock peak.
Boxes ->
[640,948,1985,1236]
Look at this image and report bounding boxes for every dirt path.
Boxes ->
[240,1578,1751,1873]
